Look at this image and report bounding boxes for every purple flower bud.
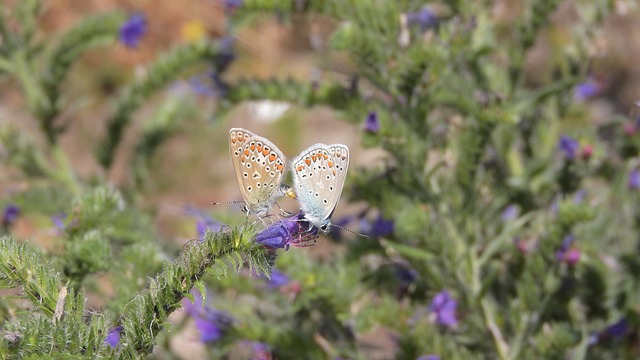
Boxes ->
[105,326,122,348]
[556,234,580,264]
[371,214,394,237]
[119,13,147,49]
[364,111,380,133]
[563,248,581,265]
[394,263,419,286]
[573,78,600,101]
[589,318,629,345]
[2,204,20,227]
[407,7,439,32]
[51,213,67,230]
[216,37,236,71]
[501,205,519,221]
[428,290,458,327]
[182,290,233,343]
[186,207,224,240]
[225,0,244,12]
[416,356,440,360]
[255,212,318,250]
[264,269,290,289]
[558,135,579,160]
[629,169,640,190]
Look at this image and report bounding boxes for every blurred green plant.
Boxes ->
[2,0,640,359]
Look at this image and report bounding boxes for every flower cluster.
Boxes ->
[254,212,318,250]
[428,289,458,328]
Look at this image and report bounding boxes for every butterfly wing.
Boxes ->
[229,128,287,215]
[292,144,349,227]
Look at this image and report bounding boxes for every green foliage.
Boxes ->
[2,0,640,359]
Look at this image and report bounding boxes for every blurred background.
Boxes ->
[3,0,640,359]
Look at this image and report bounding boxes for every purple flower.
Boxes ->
[105,326,122,348]
[194,315,224,342]
[589,318,629,345]
[264,269,290,289]
[186,207,224,240]
[371,214,394,237]
[501,204,519,221]
[558,135,579,160]
[394,263,419,287]
[51,213,67,230]
[556,234,580,265]
[428,290,458,327]
[255,212,318,250]
[364,112,380,133]
[189,71,230,98]
[573,78,600,101]
[407,7,439,32]
[215,37,236,72]
[2,204,20,227]
[182,291,233,343]
[225,0,244,12]
[119,13,147,48]
[416,356,440,360]
[629,169,640,190]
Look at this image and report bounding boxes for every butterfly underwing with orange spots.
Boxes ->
[291,143,349,233]
[228,128,289,217]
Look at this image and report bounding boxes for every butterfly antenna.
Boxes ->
[211,200,246,206]
[332,223,370,238]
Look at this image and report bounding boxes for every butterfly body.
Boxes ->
[229,128,289,217]
[291,143,349,233]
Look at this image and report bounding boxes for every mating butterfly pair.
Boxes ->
[228,127,349,233]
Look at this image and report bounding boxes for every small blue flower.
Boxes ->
[428,289,458,327]
[573,78,600,101]
[555,234,578,263]
[2,204,20,227]
[119,13,147,48]
[215,37,236,72]
[186,207,224,240]
[105,326,122,348]
[264,269,290,289]
[589,318,629,345]
[558,135,579,160]
[407,7,439,32]
[225,0,244,12]
[182,290,233,343]
[629,169,640,190]
[51,213,67,230]
[416,356,440,360]
[371,214,394,237]
[364,111,380,133]
[394,263,419,287]
[255,212,318,250]
[501,204,519,221]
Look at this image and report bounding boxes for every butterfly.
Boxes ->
[291,143,349,233]
[228,128,291,218]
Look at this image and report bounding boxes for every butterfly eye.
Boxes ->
[320,224,328,231]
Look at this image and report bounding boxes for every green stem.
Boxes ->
[50,144,81,194]
[117,227,262,357]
